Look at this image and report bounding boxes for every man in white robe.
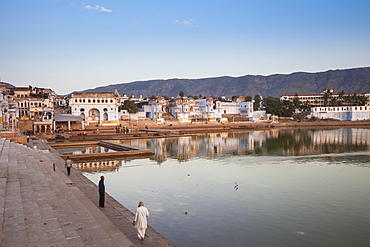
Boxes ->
[133,201,149,240]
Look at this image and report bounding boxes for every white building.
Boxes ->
[239,101,254,120]
[2,101,19,129]
[199,98,217,121]
[169,97,203,123]
[69,92,120,126]
[214,101,239,115]
[311,106,370,121]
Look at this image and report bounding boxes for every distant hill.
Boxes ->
[0,81,15,89]
[77,67,370,98]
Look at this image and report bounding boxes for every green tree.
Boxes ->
[338,90,345,106]
[121,100,138,114]
[253,94,262,111]
[331,97,338,106]
[245,95,252,101]
[263,97,283,116]
[293,93,301,108]
[323,89,332,107]
[179,91,185,98]
[263,97,295,117]
[281,100,295,117]
[343,93,368,106]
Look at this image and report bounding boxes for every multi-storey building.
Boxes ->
[281,87,370,107]
[310,105,370,121]
[69,92,120,126]
[146,96,168,123]
[1,86,55,121]
[280,87,370,121]
[169,96,205,123]
[239,101,254,119]
[199,98,217,121]
[165,96,260,122]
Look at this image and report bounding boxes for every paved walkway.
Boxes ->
[0,137,175,247]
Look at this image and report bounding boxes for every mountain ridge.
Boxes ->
[76,67,370,97]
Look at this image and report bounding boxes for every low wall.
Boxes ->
[0,131,28,145]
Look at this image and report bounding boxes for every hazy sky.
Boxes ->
[1,0,369,95]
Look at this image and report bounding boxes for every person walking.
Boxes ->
[65,157,72,175]
[133,201,149,241]
[98,176,105,207]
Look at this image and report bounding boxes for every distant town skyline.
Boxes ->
[1,0,369,95]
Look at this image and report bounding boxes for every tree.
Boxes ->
[179,91,185,98]
[121,100,138,114]
[253,94,262,111]
[245,95,252,101]
[323,89,332,107]
[343,93,368,106]
[263,97,295,117]
[281,100,295,117]
[263,97,283,116]
[293,93,301,108]
[338,90,345,106]
[331,97,338,106]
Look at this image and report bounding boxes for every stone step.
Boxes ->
[1,138,173,246]
[16,142,134,246]
[2,141,28,246]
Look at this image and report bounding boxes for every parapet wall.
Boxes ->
[0,130,27,144]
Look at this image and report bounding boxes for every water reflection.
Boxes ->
[57,145,116,156]
[74,159,121,172]
[118,128,370,163]
[73,158,157,172]
[70,128,370,172]
[79,129,370,247]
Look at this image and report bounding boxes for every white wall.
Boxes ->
[311,106,370,121]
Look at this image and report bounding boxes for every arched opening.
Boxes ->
[80,113,86,121]
[33,110,39,119]
[88,108,100,123]
[103,112,108,121]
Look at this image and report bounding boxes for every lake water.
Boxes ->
[75,128,370,247]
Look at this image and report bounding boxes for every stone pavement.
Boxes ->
[0,137,175,247]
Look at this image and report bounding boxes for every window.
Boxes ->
[88,99,91,103]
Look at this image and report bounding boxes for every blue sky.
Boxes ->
[1,0,369,95]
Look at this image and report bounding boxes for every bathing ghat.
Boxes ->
[48,140,155,160]
[0,137,174,246]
